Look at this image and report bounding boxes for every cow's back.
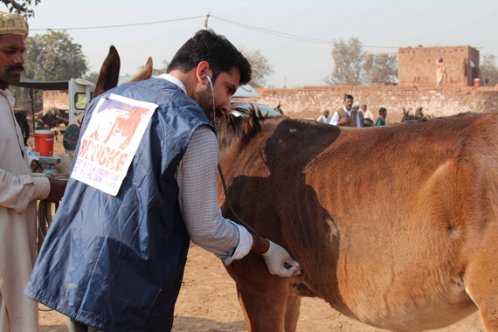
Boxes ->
[290,112,498,329]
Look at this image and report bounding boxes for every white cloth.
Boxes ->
[0,89,50,332]
[364,110,374,121]
[176,125,253,265]
[316,115,330,124]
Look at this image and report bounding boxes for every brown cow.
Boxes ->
[93,47,498,331]
[215,112,498,332]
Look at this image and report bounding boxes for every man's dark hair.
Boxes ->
[343,94,354,101]
[167,29,251,85]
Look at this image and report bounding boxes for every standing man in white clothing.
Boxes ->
[329,94,363,127]
[0,11,66,332]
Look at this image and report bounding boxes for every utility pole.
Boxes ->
[204,11,210,29]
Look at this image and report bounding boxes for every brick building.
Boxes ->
[398,45,480,87]
[249,45,496,122]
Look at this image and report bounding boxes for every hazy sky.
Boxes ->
[5,0,498,87]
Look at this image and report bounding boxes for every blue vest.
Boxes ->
[26,78,212,331]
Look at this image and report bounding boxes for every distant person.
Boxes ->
[375,107,388,126]
[436,57,447,88]
[316,109,331,123]
[329,94,363,127]
[361,104,374,127]
[353,101,364,127]
[0,11,66,332]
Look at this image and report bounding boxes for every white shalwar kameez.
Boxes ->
[0,89,50,332]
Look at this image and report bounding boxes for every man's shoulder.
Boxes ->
[103,78,187,107]
[336,108,347,115]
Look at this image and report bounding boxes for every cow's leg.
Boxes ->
[228,256,290,332]
[284,293,301,332]
[235,277,290,332]
[465,223,498,331]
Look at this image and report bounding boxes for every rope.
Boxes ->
[36,200,57,253]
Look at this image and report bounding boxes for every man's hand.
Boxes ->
[262,241,301,277]
[337,117,348,126]
[45,176,67,203]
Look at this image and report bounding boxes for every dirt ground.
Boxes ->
[38,245,483,332]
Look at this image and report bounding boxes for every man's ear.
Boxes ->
[195,61,211,83]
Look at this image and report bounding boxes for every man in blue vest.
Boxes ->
[25,30,300,332]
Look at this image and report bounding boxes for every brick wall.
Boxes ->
[398,45,480,87]
[254,85,498,123]
[42,81,498,125]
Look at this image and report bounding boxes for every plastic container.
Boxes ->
[474,78,481,87]
[42,166,57,174]
[34,129,54,156]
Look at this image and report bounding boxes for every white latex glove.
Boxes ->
[262,241,301,277]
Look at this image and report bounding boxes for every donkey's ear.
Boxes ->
[130,57,153,82]
[94,45,121,97]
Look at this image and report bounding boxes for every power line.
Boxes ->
[30,15,204,31]
[29,13,398,49]
[211,15,333,44]
[210,15,399,49]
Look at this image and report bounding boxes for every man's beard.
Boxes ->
[2,65,25,84]
[194,87,215,119]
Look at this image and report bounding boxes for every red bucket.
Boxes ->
[34,129,54,156]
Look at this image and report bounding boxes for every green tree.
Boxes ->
[24,30,88,81]
[240,47,273,87]
[12,30,87,110]
[480,54,498,86]
[1,0,41,17]
[326,37,365,85]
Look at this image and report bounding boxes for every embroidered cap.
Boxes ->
[0,12,29,37]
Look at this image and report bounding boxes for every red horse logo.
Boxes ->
[102,107,150,149]
[87,106,150,149]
